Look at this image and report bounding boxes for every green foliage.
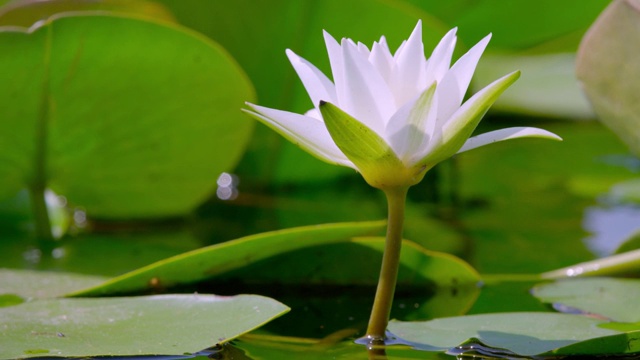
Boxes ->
[577,0,640,157]
[0,293,288,359]
[0,268,105,300]
[219,237,480,320]
[69,221,386,296]
[532,278,640,323]
[389,312,640,356]
[0,13,254,218]
[540,249,640,279]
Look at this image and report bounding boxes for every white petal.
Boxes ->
[386,83,438,161]
[437,34,491,122]
[457,127,562,153]
[370,39,394,86]
[391,20,425,106]
[340,39,396,133]
[424,28,457,84]
[357,41,371,57]
[286,49,337,107]
[323,30,344,99]
[244,103,354,168]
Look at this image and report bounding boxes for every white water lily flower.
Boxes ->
[244,21,560,189]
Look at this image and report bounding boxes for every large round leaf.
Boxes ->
[577,0,640,157]
[0,13,254,217]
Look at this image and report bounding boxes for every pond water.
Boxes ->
[2,120,638,359]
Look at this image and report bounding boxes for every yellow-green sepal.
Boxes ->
[319,101,421,189]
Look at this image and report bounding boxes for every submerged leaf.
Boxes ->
[0,294,289,359]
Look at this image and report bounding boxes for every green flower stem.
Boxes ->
[366,186,408,341]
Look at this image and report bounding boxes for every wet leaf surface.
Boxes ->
[389,312,639,356]
[0,294,289,359]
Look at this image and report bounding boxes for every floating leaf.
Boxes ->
[532,278,640,323]
[0,13,254,217]
[0,268,105,301]
[389,312,637,356]
[69,220,385,296]
[0,294,289,359]
[546,330,640,356]
[577,0,640,157]
[540,249,640,279]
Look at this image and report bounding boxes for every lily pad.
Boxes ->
[0,268,105,301]
[0,0,176,27]
[531,278,640,323]
[540,249,640,279]
[69,220,385,296]
[576,0,640,157]
[389,312,638,356]
[0,13,254,217]
[0,294,289,359]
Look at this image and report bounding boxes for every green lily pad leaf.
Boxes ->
[0,0,176,27]
[0,268,106,301]
[540,249,640,279]
[544,330,640,356]
[389,312,629,356]
[0,294,289,359]
[576,0,640,157]
[531,278,640,323]
[69,220,385,296]
[0,13,254,217]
